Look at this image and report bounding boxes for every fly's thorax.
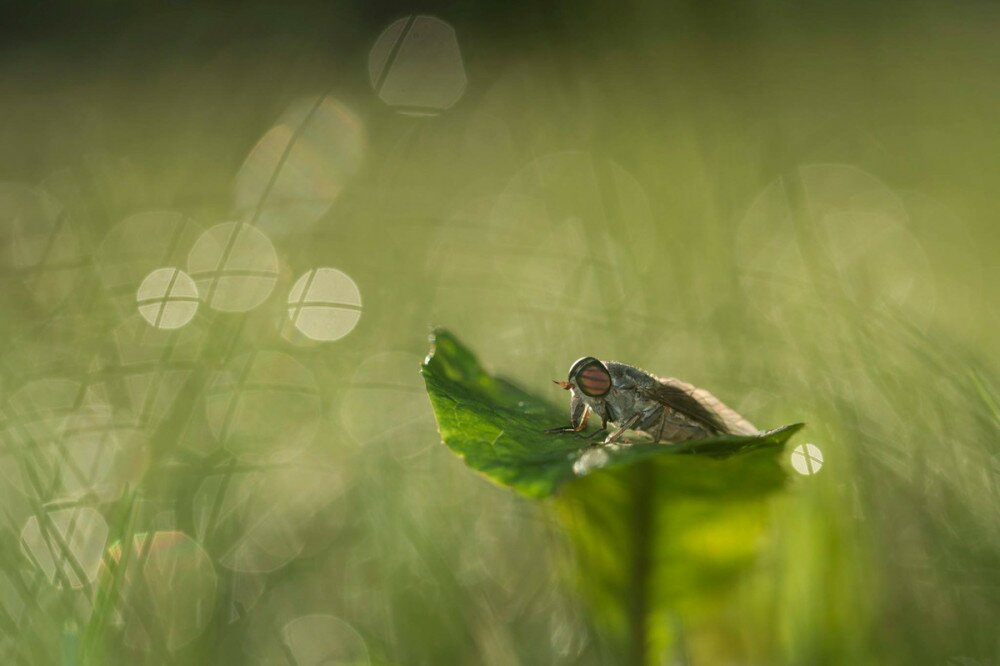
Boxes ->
[605,361,659,386]
[609,386,647,421]
[576,384,642,426]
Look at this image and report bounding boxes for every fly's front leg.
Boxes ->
[578,412,609,441]
[544,398,590,435]
[602,413,642,445]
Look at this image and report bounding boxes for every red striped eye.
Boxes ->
[576,363,611,397]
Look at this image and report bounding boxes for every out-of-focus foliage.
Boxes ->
[0,0,997,664]
[422,328,802,663]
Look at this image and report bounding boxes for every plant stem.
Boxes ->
[629,462,654,666]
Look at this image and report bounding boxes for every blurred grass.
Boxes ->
[0,1,998,664]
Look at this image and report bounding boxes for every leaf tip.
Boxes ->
[422,328,450,370]
[763,422,806,445]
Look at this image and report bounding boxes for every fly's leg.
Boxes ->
[651,407,668,444]
[544,424,591,435]
[602,413,642,445]
[582,413,612,440]
[544,404,590,435]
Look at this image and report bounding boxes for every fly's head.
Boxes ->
[554,357,613,406]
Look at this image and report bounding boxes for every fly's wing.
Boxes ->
[636,381,727,435]
[649,377,759,436]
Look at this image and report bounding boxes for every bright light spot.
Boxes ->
[369,15,467,114]
[136,267,199,329]
[20,507,108,588]
[287,268,362,342]
[187,222,278,313]
[790,443,824,475]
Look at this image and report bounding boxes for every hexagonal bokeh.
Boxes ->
[193,463,344,573]
[736,164,935,323]
[1,378,127,501]
[20,507,109,589]
[242,579,372,666]
[187,222,279,313]
[369,15,467,114]
[340,351,436,455]
[279,615,369,666]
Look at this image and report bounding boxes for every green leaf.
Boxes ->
[421,329,804,664]
[421,328,801,499]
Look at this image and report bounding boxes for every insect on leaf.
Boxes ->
[421,328,804,664]
[421,328,801,498]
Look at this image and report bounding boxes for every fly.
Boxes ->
[545,357,758,445]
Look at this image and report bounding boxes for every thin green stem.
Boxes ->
[629,462,654,666]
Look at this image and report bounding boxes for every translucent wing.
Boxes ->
[639,377,758,436]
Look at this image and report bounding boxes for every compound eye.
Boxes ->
[576,362,611,397]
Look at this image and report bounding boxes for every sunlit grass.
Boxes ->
[0,2,997,664]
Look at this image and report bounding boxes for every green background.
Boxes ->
[0,1,997,664]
